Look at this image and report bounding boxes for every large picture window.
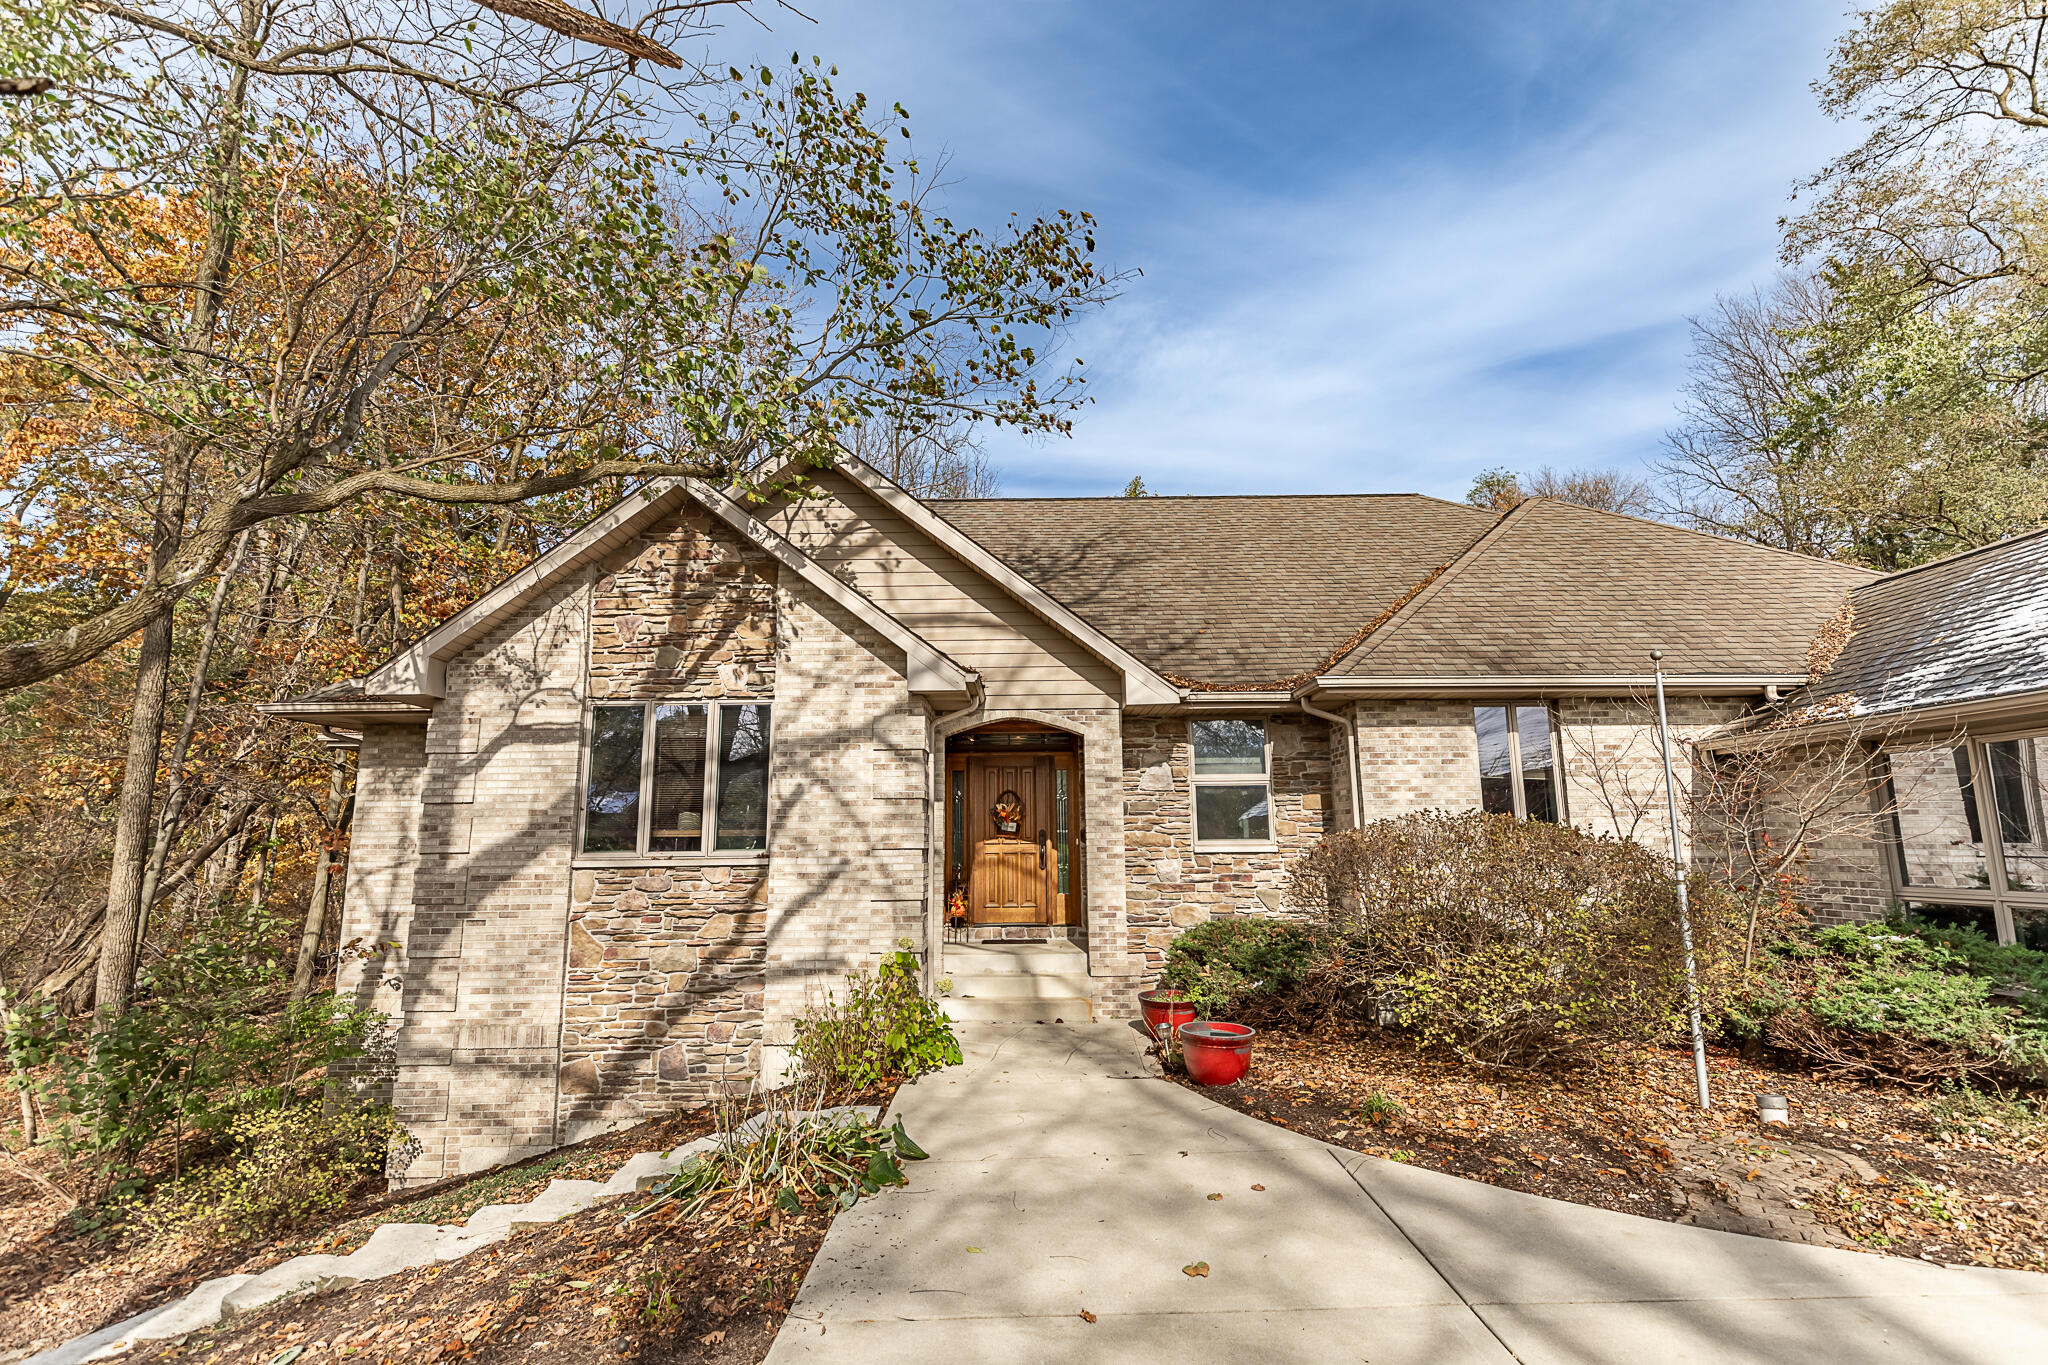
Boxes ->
[1192,717,1272,848]
[581,701,772,858]
[1885,729,2048,947]
[1474,704,1560,823]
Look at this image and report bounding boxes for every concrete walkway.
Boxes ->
[769,1023,2048,1363]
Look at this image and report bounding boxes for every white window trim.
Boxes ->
[1885,727,2048,945]
[1190,718,1278,853]
[1474,702,1566,823]
[574,699,773,866]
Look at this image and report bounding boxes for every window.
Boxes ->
[1192,717,1272,848]
[1883,729,2048,945]
[1473,704,1561,822]
[580,701,772,857]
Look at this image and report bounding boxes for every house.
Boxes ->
[1714,527,2048,951]
[268,457,1877,1184]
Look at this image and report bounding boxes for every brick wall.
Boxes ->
[376,571,592,1185]
[1108,712,1334,1014]
[759,574,930,1081]
[1349,698,1479,820]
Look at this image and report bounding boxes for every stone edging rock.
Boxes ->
[26,1107,879,1365]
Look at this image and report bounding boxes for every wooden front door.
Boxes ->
[963,755,1059,925]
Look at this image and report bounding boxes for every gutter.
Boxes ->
[1298,696,1364,831]
[1311,673,1806,698]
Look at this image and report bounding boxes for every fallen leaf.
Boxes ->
[1079,1310,1097,1323]
[566,1280,594,1290]
[1251,1184,1265,1192]
[268,1350,305,1365]
[1182,1261,1210,1278]
[1206,1193,1223,1201]
[700,1330,726,1345]
[966,1246,983,1254]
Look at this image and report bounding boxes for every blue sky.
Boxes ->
[725,2,1853,500]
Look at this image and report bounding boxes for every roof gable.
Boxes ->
[354,477,975,706]
[1327,498,1876,683]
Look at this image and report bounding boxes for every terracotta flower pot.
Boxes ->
[1138,988,1196,1041]
[1178,1021,1256,1086]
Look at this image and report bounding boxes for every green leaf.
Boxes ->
[890,1119,929,1160]
[776,1187,802,1214]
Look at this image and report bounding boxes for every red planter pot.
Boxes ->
[1179,1021,1256,1086]
[1138,988,1196,1040]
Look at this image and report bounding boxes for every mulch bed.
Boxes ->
[1171,1025,2048,1271]
[0,1110,721,1361]
[4,1080,905,1365]
[121,1185,832,1365]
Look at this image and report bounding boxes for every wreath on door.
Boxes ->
[991,789,1023,836]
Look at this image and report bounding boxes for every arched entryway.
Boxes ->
[943,720,1086,942]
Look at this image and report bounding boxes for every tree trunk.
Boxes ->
[93,610,175,1026]
[290,756,354,1003]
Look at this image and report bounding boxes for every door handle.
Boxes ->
[1038,829,1047,868]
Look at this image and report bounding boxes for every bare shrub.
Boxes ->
[1286,811,1734,1069]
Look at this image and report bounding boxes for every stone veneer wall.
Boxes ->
[587,503,776,700]
[1111,712,1334,1012]
[558,866,767,1132]
[556,505,779,1137]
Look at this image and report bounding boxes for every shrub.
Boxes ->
[131,1102,411,1244]
[1896,914,2048,1029]
[1755,924,2048,1087]
[789,948,961,1091]
[1285,811,1728,1068]
[642,1079,929,1219]
[2,904,392,1204]
[1158,918,1346,1025]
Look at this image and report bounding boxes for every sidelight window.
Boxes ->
[580,701,772,857]
[1192,717,1273,849]
[1474,704,1561,823]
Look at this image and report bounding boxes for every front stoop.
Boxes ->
[939,940,1094,1023]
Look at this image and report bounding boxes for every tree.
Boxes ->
[3,0,1121,1018]
[843,411,997,498]
[1121,475,1154,497]
[1660,264,2048,567]
[1687,1,2048,569]
[1465,465,1655,516]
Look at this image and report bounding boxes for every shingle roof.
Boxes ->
[928,494,1496,686]
[1332,499,1876,679]
[1798,526,2048,719]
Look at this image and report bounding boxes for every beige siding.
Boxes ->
[764,472,1120,708]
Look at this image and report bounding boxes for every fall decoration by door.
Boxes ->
[991,790,1023,835]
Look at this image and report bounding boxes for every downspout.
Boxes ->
[1299,695,1364,830]
[926,681,984,989]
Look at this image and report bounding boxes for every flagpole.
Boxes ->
[1651,650,1712,1111]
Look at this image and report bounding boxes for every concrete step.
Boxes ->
[944,995,1094,1024]
[942,944,1088,976]
[944,972,1093,1000]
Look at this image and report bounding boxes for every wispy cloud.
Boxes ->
[727,1,1851,499]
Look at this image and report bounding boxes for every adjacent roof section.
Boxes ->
[1326,498,1877,684]
[1798,526,2048,721]
[930,494,1495,686]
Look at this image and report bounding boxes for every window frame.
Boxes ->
[1472,702,1566,824]
[1882,727,2048,946]
[1189,715,1277,853]
[574,699,773,865]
